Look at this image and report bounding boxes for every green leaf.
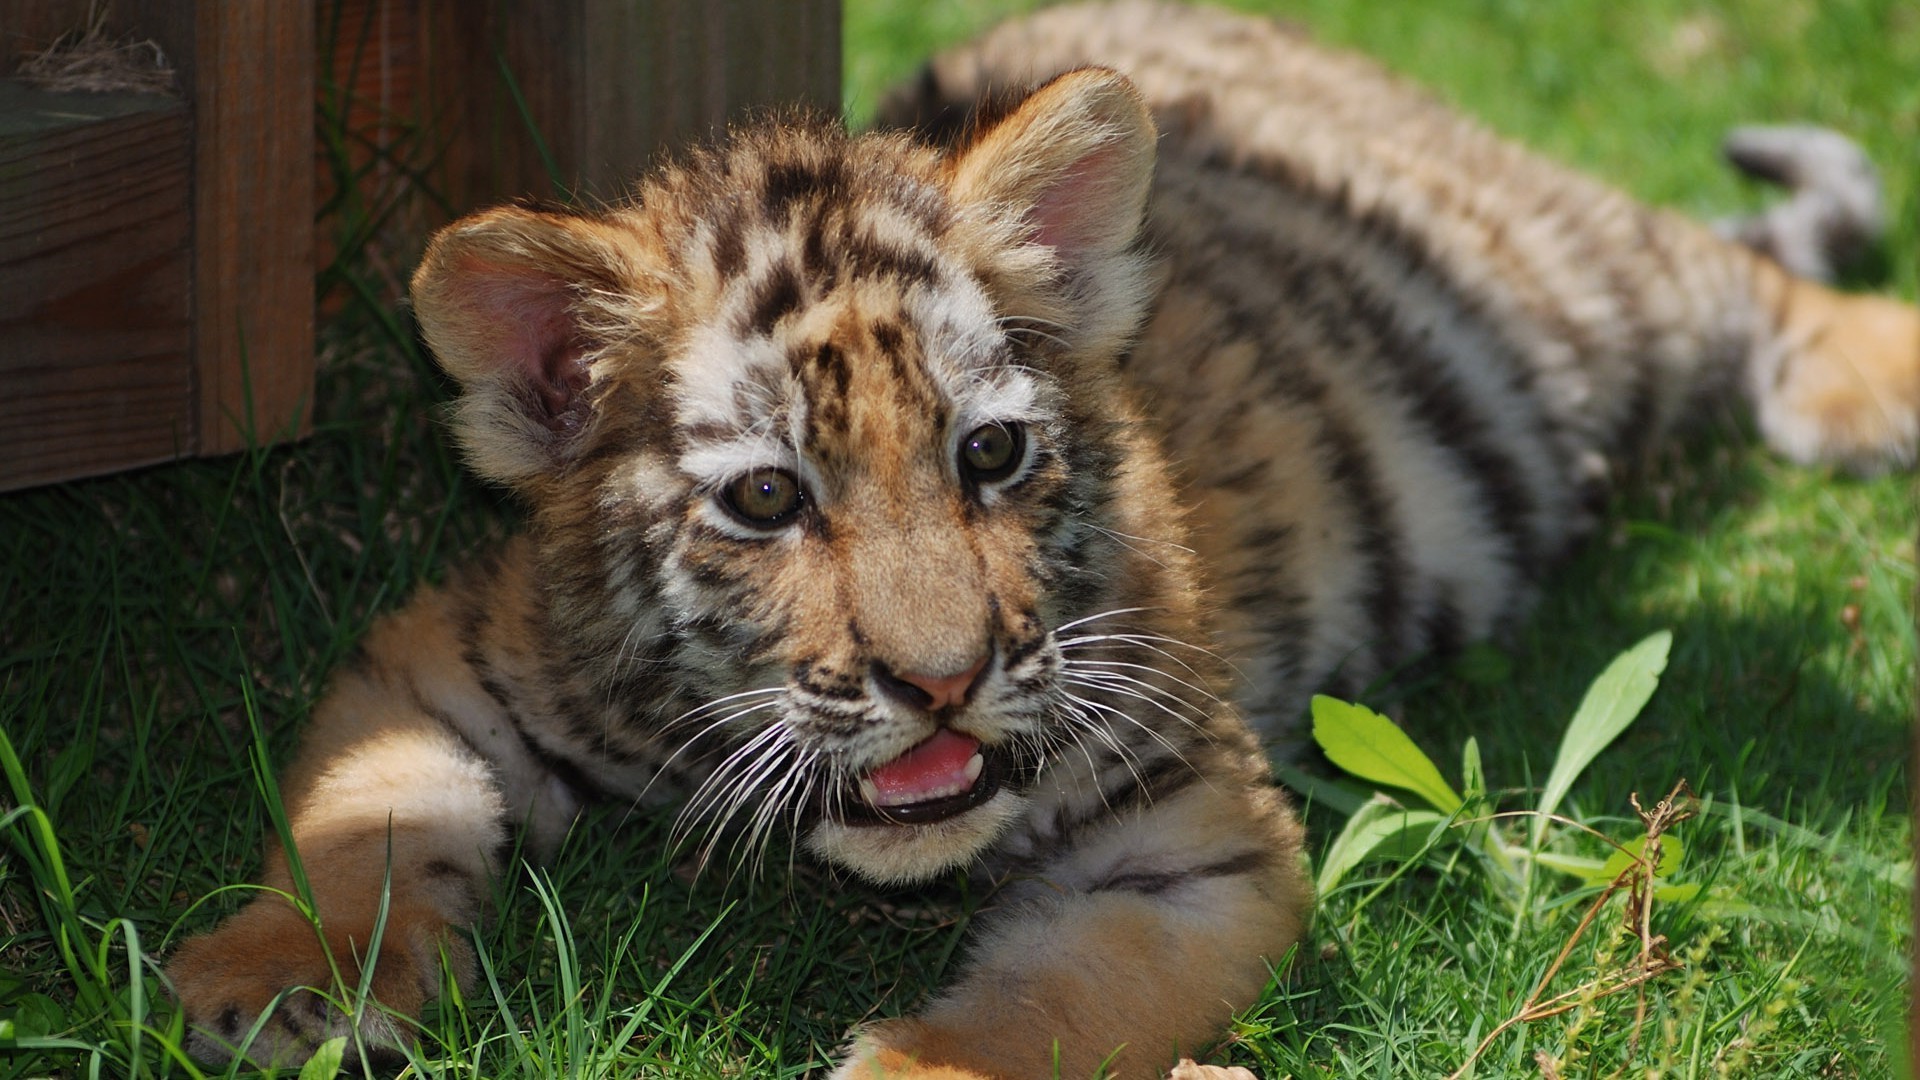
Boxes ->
[1537,836,1687,883]
[1654,882,1703,904]
[1311,695,1462,814]
[2,994,65,1039]
[299,1036,348,1080]
[1596,835,1685,882]
[1532,631,1672,845]
[1460,736,1486,807]
[1315,797,1447,895]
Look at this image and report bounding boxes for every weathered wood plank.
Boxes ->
[0,81,193,489]
[186,1,316,454]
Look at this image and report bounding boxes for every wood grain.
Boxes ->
[420,0,843,208]
[186,1,316,455]
[0,81,193,489]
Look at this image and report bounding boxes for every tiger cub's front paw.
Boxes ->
[166,894,450,1065]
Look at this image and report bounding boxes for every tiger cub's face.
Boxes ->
[411,72,1166,883]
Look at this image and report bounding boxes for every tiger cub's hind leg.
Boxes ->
[1746,258,1920,472]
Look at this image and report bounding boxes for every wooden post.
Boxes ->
[420,0,842,208]
[0,0,315,489]
[180,3,317,454]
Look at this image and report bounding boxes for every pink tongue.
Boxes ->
[866,729,981,806]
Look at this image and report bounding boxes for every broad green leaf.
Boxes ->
[1311,696,1462,814]
[1654,882,1703,904]
[1596,834,1685,882]
[1315,796,1446,895]
[1532,631,1672,845]
[1535,835,1687,887]
[299,1036,348,1080]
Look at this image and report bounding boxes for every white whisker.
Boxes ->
[1061,673,1211,738]
[1053,607,1157,633]
[1059,657,1221,705]
[1056,686,1194,767]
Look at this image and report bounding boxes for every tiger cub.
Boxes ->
[166,2,1919,1077]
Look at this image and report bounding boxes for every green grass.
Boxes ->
[3,0,1914,1076]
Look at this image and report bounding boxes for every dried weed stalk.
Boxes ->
[1447,780,1699,1080]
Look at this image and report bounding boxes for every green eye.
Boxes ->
[959,422,1024,483]
[721,469,805,527]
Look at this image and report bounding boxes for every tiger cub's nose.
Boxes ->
[873,654,990,712]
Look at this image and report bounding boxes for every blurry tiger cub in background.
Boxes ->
[166,2,1918,1077]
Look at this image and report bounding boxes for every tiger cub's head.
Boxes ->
[412,70,1193,883]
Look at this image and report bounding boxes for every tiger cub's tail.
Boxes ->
[1717,125,1882,284]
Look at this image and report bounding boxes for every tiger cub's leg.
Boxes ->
[834,749,1310,1080]
[167,563,565,1064]
[1743,253,1920,471]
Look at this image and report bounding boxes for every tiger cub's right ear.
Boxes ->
[945,67,1158,360]
[410,206,643,486]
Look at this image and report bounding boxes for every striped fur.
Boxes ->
[168,4,1919,1077]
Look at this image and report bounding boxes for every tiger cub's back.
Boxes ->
[880,0,1920,734]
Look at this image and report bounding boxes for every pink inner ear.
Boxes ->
[1027,142,1135,258]
[460,257,592,433]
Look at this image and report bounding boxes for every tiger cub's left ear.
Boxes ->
[410,207,642,486]
[946,67,1158,357]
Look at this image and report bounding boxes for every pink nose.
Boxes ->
[890,655,989,711]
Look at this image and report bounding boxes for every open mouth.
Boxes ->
[841,728,1010,827]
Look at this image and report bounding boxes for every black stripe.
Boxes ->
[1099,751,1206,819]
[1196,301,1411,671]
[1092,849,1272,897]
[1615,363,1661,462]
[1314,402,1412,671]
[1204,174,1542,590]
[1423,585,1466,658]
[711,209,747,279]
[421,858,486,921]
[1211,154,1570,539]
[843,234,940,287]
[470,655,613,803]
[1345,289,1541,581]
[764,156,846,220]
[744,260,804,335]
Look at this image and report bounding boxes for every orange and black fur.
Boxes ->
[167,4,1919,1077]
